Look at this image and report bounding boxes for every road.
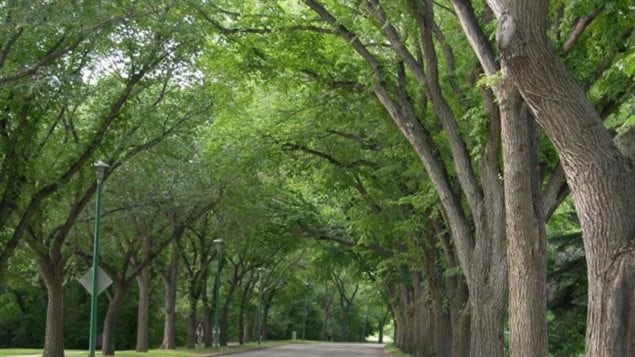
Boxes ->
[225,342,388,356]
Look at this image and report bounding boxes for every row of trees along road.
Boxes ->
[1,1,634,356]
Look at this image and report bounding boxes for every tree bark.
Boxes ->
[491,1,635,355]
[500,78,547,356]
[38,255,65,357]
[160,242,179,349]
[220,267,242,345]
[238,276,255,344]
[135,237,150,352]
[202,289,213,347]
[437,223,471,356]
[419,233,452,356]
[186,295,198,349]
[448,1,549,354]
[102,290,127,356]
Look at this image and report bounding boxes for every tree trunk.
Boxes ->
[321,281,332,341]
[413,276,435,357]
[220,273,240,346]
[135,267,150,352]
[449,278,470,357]
[239,308,248,344]
[160,243,179,349]
[468,279,506,357]
[220,300,230,346]
[436,221,471,356]
[447,1,549,354]
[420,233,452,356]
[238,278,254,344]
[492,1,635,355]
[102,290,127,356]
[186,296,198,349]
[500,74,548,356]
[202,292,212,346]
[262,303,271,341]
[38,255,65,357]
[378,309,386,344]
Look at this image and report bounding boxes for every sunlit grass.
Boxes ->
[0,341,299,357]
[0,349,40,357]
[0,349,83,356]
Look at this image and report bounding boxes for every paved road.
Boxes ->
[226,342,388,356]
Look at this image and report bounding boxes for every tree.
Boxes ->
[487,1,635,355]
[288,1,509,354]
[446,0,548,354]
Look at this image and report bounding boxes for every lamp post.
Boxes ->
[212,239,223,352]
[88,160,108,357]
[302,282,309,340]
[256,267,265,345]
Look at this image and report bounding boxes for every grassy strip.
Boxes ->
[384,343,412,357]
[0,340,305,357]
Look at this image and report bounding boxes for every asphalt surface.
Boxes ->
[225,342,388,356]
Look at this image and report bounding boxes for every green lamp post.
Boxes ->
[256,267,265,345]
[213,239,223,352]
[88,160,108,357]
[302,282,309,340]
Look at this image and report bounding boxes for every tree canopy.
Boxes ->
[0,1,633,356]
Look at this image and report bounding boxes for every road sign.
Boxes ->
[79,267,113,296]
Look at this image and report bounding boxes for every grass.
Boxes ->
[0,350,83,356]
[384,343,412,357]
[0,340,301,357]
[0,349,41,357]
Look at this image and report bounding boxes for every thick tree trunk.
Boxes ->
[468,278,506,357]
[135,235,150,352]
[321,282,332,341]
[469,303,502,356]
[186,296,197,349]
[420,234,452,356]
[160,243,179,349]
[436,222,471,356]
[220,301,230,346]
[413,277,435,357]
[492,1,635,355]
[202,294,212,346]
[447,1,550,354]
[262,304,271,341]
[446,259,471,356]
[220,275,240,346]
[450,293,471,357]
[238,279,254,344]
[239,308,248,344]
[135,268,150,352]
[430,290,452,356]
[466,203,507,357]
[102,290,127,356]
[500,76,547,356]
[38,256,65,357]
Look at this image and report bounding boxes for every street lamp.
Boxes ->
[212,239,223,352]
[88,160,108,357]
[256,267,265,345]
[302,282,309,340]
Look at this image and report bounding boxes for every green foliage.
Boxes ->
[2,0,631,353]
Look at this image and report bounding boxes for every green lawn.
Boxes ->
[0,341,299,357]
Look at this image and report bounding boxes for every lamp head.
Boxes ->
[93,160,109,182]
[213,239,223,252]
